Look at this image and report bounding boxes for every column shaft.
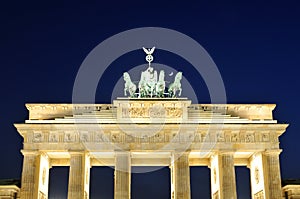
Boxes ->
[171,152,191,199]
[220,153,237,199]
[262,152,282,199]
[20,153,37,199]
[20,152,50,199]
[68,152,90,199]
[114,152,131,199]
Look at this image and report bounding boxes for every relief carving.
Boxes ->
[231,133,239,142]
[95,133,105,142]
[126,135,135,143]
[39,191,46,199]
[33,132,43,142]
[64,132,75,142]
[201,133,208,142]
[85,169,89,184]
[180,132,194,143]
[123,106,183,118]
[216,132,225,142]
[128,107,147,118]
[42,168,46,185]
[254,190,264,199]
[166,108,182,118]
[149,106,166,118]
[194,133,201,142]
[140,135,148,143]
[49,133,58,142]
[213,191,219,199]
[246,133,254,143]
[213,168,217,184]
[254,167,260,184]
[111,133,121,142]
[170,132,179,142]
[262,133,270,142]
[80,133,89,142]
[153,133,164,142]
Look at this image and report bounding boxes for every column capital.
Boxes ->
[68,150,86,156]
[210,150,235,161]
[218,150,236,155]
[114,151,131,157]
[21,150,39,156]
[262,149,282,156]
[171,150,191,156]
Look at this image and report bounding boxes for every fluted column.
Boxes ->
[114,152,131,199]
[210,152,237,199]
[20,151,50,199]
[68,152,90,199]
[262,151,282,199]
[20,151,37,199]
[170,152,191,199]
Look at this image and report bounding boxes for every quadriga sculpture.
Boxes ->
[155,70,165,98]
[168,72,182,98]
[123,72,137,97]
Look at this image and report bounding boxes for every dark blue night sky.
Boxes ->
[0,1,300,198]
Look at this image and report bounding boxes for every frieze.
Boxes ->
[33,131,43,142]
[64,131,76,142]
[245,132,255,143]
[95,132,108,142]
[216,132,225,142]
[262,133,270,142]
[49,131,59,142]
[80,132,89,142]
[24,130,279,144]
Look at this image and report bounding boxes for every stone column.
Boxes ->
[262,151,282,199]
[249,150,282,199]
[170,152,191,199]
[20,151,50,199]
[210,152,237,199]
[67,152,90,199]
[20,151,37,199]
[114,152,131,199]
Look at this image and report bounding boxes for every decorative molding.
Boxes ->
[22,129,282,145]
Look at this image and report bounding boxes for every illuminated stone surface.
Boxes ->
[14,98,289,199]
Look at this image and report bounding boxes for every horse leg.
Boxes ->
[179,88,182,96]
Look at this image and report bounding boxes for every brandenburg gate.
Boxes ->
[15,99,288,199]
[14,48,288,199]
